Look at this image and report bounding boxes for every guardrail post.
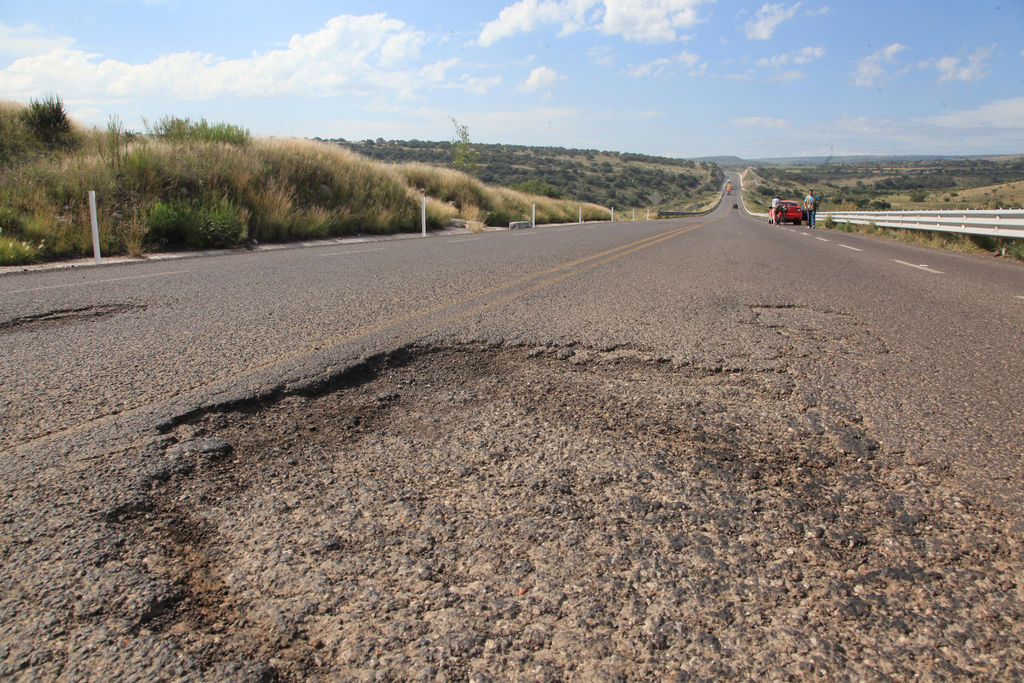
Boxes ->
[88,191,101,263]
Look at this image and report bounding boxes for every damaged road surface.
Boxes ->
[2,209,1023,679]
[6,345,1024,680]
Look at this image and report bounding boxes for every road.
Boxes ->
[2,184,1023,678]
[3,185,1022,498]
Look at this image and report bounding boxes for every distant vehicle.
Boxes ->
[726,183,732,195]
[774,200,803,224]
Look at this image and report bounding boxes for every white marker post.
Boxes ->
[532,204,536,228]
[579,206,582,224]
[421,196,426,237]
[611,207,614,222]
[88,191,101,263]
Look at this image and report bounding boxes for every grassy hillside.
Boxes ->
[742,157,1024,212]
[741,158,1024,260]
[325,138,724,212]
[0,98,608,265]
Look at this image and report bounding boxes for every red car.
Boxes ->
[773,200,804,225]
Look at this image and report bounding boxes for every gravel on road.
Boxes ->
[3,342,1022,680]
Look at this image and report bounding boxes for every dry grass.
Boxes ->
[826,219,1022,260]
[0,100,614,265]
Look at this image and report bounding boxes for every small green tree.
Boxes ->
[21,94,73,149]
[450,117,479,176]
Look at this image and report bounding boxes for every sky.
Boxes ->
[1,0,1022,159]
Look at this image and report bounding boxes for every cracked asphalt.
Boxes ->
[2,196,1023,679]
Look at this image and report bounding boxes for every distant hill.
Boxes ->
[697,154,1024,168]
[742,155,1024,211]
[322,138,725,210]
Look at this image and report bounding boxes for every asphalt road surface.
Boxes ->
[2,185,1023,679]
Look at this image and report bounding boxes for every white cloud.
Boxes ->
[0,14,449,102]
[756,46,824,68]
[793,46,825,64]
[754,46,821,81]
[0,22,75,57]
[478,0,586,46]
[925,97,1024,129]
[460,75,504,95]
[852,43,908,88]
[588,46,615,66]
[744,3,801,40]
[599,0,699,43]
[731,116,788,129]
[479,0,710,46]
[627,50,701,78]
[517,65,562,91]
[834,113,890,135]
[774,69,805,82]
[921,45,994,83]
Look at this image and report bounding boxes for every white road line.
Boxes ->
[801,232,810,236]
[894,259,943,274]
[5,269,194,295]
[446,237,482,243]
[815,237,830,242]
[318,248,386,257]
[838,244,864,252]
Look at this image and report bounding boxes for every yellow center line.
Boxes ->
[431,220,711,326]
[12,221,712,449]
[322,220,712,344]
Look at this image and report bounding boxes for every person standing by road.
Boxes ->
[804,189,819,228]
[770,196,781,224]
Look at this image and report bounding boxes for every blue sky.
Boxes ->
[2,1,1022,158]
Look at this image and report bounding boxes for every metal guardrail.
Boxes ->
[822,210,1024,240]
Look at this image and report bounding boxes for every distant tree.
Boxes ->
[450,117,479,176]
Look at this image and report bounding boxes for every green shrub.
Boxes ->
[0,235,42,265]
[511,179,563,198]
[147,116,251,146]
[0,205,24,235]
[147,197,245,248]
[201,198,246,246]
[1005,239,1024,260]
[484,207,518,226]
[21,95,73,149]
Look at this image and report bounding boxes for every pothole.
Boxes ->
[107,344,1021,680]
[752,305,892,356]
[0,304,143,334]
